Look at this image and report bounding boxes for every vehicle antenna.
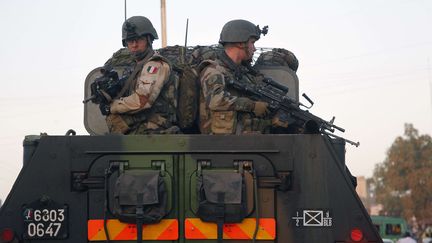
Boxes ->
[184,18,189,47]
[124,0,127,21]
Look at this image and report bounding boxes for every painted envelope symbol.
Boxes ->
[303,210,323,226]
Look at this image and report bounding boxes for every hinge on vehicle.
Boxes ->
[234,160,253,174]
[71,161,128,192]
[71,172,104,191]
[151,160,166,176]
[258,172,292,191]
[197,160,211,176]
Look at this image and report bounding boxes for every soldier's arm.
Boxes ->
[110,60,170,114]
[201,66,254,112]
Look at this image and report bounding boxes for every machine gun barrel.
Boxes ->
[322,130,360,147]
[227,79,359,146]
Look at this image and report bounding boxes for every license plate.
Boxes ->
[23,199,68,239]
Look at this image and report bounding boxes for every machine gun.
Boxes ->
[83,67,128,104]
[228,78,360,147]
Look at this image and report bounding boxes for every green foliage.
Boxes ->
[371,123,432,232]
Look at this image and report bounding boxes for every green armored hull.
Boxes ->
[0,134,382,242]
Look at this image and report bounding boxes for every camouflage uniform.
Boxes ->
[107,50,178,134]
[106,16,178,134]
[199,51,272,134]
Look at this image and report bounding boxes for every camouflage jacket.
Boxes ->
[107,50,179,134]
[199,51,273,134]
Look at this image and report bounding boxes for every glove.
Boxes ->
[253,101,270,117]
[99,103,111,116]
[272,110,290,128]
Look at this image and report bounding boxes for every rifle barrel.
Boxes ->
[82,95,96,104]
[322,130,360,147]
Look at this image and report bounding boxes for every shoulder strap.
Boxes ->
[116,60,146,99]
[116,49,158,99]
[197,59,218,73]
[149,54,170,64]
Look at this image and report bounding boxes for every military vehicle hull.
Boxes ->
[0,134,382,242]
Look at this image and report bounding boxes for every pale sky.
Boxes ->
[1,0,431,202]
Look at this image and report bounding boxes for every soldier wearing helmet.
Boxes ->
[198,19,287,134]
[102,16,179,134]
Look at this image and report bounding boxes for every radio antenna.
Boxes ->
[184,18,189,47]
[124,0,127,21]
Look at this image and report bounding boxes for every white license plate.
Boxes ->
[23,200,68,240]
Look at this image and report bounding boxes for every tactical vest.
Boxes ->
[200,56,272,134]
[114,52,179,134]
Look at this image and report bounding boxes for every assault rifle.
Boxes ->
[228,78,360,147]
[83,67,128,104]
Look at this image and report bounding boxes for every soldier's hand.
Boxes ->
[253,101,270,117]
[99,103,111,116]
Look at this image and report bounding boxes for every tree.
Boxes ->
[371,124,432,237]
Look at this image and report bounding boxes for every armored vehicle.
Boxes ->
[0,47,382,243]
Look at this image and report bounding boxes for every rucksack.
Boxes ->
[157,45,220,133]
[87,48,136,105]
[103,47,136,79]
[255,48,299,72]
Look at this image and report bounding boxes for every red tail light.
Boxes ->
[350,228,364,242]
[0,228,15,242]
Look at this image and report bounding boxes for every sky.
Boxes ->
[0,0,431,202]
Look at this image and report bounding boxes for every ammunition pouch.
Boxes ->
[197,170,248,240]
[112,170,167,224]
[210,111,237,134]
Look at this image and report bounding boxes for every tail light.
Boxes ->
[350,228,364,242]
[0,228,15,243]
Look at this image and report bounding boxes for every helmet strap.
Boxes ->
[146,35,153,48]
[242,41,252,60]
[133,45,153,61]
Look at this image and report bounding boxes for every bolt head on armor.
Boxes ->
[122,16,159,47]
[219,19,268,44]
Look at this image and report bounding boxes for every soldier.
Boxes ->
[102,16,179,134]
[199,19,288,134]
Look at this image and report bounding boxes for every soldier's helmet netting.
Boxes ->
[122,16,159,47]
[219,19,268,44]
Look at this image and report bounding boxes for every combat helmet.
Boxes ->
[219,19,268,44]
[122,16,159,47]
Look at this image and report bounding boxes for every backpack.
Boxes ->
[88,48,136,105]
[157,45,221,133]
[255,48,299,72]
[103,47,136,79]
